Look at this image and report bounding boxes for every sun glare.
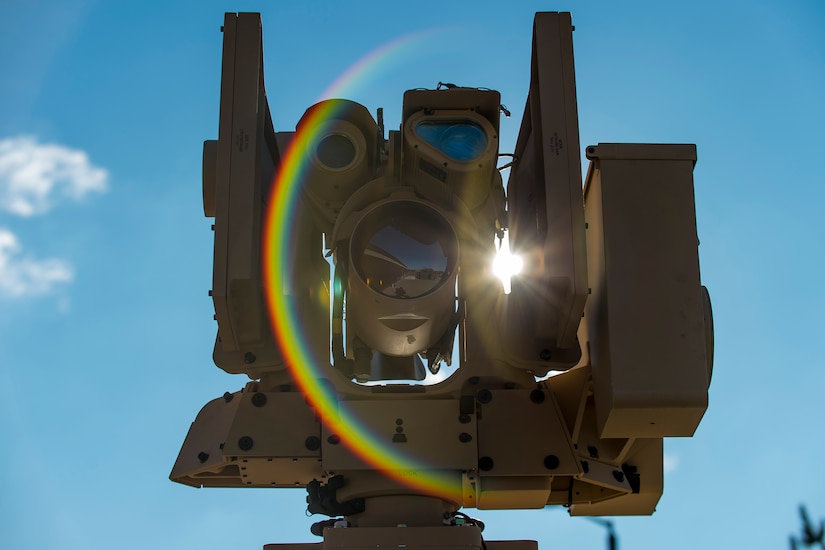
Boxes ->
[492,234,523,294]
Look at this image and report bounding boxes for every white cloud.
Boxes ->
[0,228,73,297]
[0,136,108,217]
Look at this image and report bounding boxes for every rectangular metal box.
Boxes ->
[583,143,710,438]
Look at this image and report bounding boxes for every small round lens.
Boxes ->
[316,134,356,169]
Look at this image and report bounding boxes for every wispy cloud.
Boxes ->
[0,136,108,217]
[0,136,108,299]
[0,228,73,297]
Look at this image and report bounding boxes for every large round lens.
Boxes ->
[415,120,488,162]
[351,202,458,299]
[316,133,356,169]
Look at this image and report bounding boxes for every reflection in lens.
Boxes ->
[415,121,487,162]
[351,202,457,299]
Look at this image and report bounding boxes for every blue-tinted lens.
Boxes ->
[415,121,487,162]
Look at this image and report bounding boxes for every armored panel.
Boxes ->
[503,12,588,374]
[321,400,477,472]
[583,143,710,438]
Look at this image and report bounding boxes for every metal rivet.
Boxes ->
[544,455,560,470]
[251,392,267,407]
[477,389,493,404]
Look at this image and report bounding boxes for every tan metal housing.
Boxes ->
[174,11,713,550]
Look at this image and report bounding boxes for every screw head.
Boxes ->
[458,414,471,424]
[305,436,321,451]
[223,392,233,403]
[539,349,552,361]
[613,470,625,483]
[477,389,493,404]
[244,352,257,364]
[544,455,560,470]
[478,456,494,471]
[327,434,341,445]
[459,432,473,443]
[238,436,254,451]
[197,451,210,463]
[251,392,267,407]
[530,389,546,404]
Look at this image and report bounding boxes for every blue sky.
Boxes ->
[1,0,824,548]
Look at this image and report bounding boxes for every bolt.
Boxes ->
[327,435,340,445]
[395,418,403,425]
[197,451,210,463]
[478,456,494,472]
[539,349,552,361]
[544,455,560,470]
[587,146,595,154]
[305,436,321,451]
[244,352,257,364]
[613,470,625,483]
[223,392,233,403]
[477,389,493,404]
[238,436,254,451]
[530,389,546,404]
[459,433,473,443]
[251,392,267,407]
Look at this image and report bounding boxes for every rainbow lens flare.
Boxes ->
[262,31,464,503]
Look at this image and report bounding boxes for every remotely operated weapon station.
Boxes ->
[171,12,713,550]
